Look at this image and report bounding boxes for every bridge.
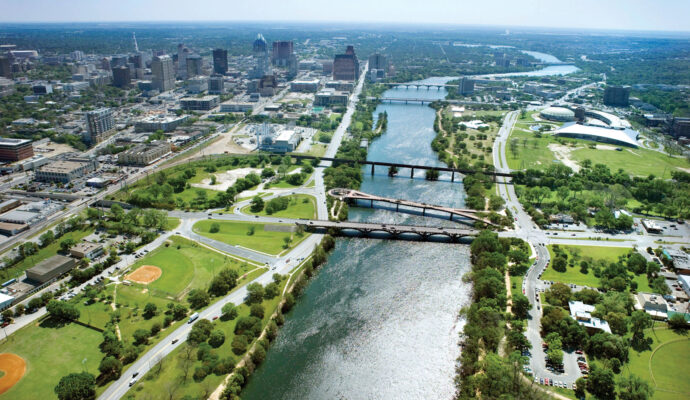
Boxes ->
[328,188,495,226]
[381,83,457,90]
[296,220,479,242]
[288,155,514,179]
[377,97,498,106]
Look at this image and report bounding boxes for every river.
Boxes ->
[242,61,576,400]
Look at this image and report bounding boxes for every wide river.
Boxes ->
[243,63,575,400]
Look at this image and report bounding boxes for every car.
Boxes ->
[171,339,179,344]
[212,316,219,320]
[132,372,139,378]
[534,376,539,384]
[129,378,137,387]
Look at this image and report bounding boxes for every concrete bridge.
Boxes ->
[328,188,496,226]
[381,83,457,90]
[296,220,479,242]
[377,97,498,106]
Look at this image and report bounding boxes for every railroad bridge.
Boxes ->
[328,188,496,226]
[297,220,479,242]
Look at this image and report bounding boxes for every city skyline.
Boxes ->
[1,0,689,33]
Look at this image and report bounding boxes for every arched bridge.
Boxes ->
[328,188,496,226]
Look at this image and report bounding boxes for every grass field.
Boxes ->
[0,320,102,399]
[241,194,317,219]
[127,276,288,399]
[625,326,690,400]
[541,245,630,287]
[570,146,690,178]
[0,227,94,282]
[125,236,255,298]
[193,220,310,255]
[165,217,181,230]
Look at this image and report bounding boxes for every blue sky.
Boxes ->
[1,0,689,32]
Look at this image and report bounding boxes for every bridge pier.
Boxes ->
[410,168,414,178]
[422,208,426,216]
[371,164,375,176]
[451,171,455,182]
[449,212,454,221]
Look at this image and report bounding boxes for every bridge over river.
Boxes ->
[296,220,479,242]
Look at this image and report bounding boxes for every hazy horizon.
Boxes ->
[1,0,689,33]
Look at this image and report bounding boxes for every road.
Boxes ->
[99,64,370,400]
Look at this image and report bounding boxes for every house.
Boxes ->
[634,292,668,320]
[568,301,611,333]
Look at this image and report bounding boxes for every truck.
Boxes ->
[188,312,199,324]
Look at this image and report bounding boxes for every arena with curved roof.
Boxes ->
[554,122,639,148]
[540,106,575,122]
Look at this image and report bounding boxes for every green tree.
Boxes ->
[250,303,265,319]
[54,372,96,400]
[46,300,80,322]
[231,335,248,355]
[586,367,616,400]
[132,329,150,345]
[187,289,210,309]
[618,374,654,400]
[59,238,76,253]
[630,310,652,345]
[209,222,220,233]
[250,196,265,213]
[545,282,572,307]
[245,283,265,304]
[221,302,238,320]
[511,293,531,319]
[143,303,157,319]
[98,356,122,381]
[208,329,226,348]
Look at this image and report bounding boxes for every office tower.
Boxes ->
[208,74,225,94]
[460,77,475,95]
[186,54,204,77]
[272,41,294,66]
[151,55,175,92]
[0,56,11,78]
[129,53,144,69]
[603,86,631,107]
[112,66,131,88]
[100,57,111,71]
[177,43,190,79]
[333,45,360,81]
[85,108,115,144]
[110,55,128,69]
[368,53,388,74]
[251,33,272,79]
[212,48,228,75]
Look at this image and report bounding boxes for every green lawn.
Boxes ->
[125,236,254,298]
[0,227,95,282]
[570,146,690,178]
[541,245,630,287]
[165,217,181,230]
[241,194,317,219]
[0,320,103,400]
[127,276,288,400]
[193,220,310,255]
[506,127,559,170]
[625,327,690,400]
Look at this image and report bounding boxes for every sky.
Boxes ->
[1,0,689,32]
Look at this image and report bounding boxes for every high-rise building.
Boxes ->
[151,55,175,92]
[368,53,388,74]
[177,44,191,79]
[110,55,128,69]
[85,108,115,144]
[129,53,144,69]
[333,45,359,81]
[272,41,294,66]
[112,66,131,88]
[460,77,475,95]
[208,74,225,94]
[212,48,228,75]
[0,56,12,78]
[251,34,272,79]
[603,86,631,107]
[186,54,204,77]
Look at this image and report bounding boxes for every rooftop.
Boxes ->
[27,254,73,275]
[38,160,89,174]
[568,301,611,333]
[555,122,639,148]
[0,138,32,147]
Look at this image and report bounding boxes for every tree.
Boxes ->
[188,319,214,345]
[46,300,80,322]
[39,230,55,247]
[231,335,249,355]
[209,222,220,233]
[264,282,279,299]
[208,329,225,348]
[245,283,265,304]
[250,303,265,319]
[221,302,238,320]
[143,303,157,319]
[618,375,654,400]
[552,256,567,272]
[545,283,572,307]
[668,313,688,330]
[574,377,587,398]
[54,372,96,400]
[586,367,616,400]
[250,196,264,213]
[172,304,189,320]
[109,204,125,222]
[98,356,122,381]
[251,344,266,365]
[28,297,43,311]
[511,293,531,319]
[59,238,76,253]
[630,310,652,344]
[188,289,210,309]
[133,329,150,345]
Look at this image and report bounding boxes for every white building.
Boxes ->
[569,301,611,333]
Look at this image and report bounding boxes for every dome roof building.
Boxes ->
[540,107,575,122]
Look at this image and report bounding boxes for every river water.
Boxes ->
[243,64,575,399]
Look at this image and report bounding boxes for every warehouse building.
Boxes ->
[135,114,189,133]
[26,255,76,284]
[180,96,219,111]
[70,241,104,259]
